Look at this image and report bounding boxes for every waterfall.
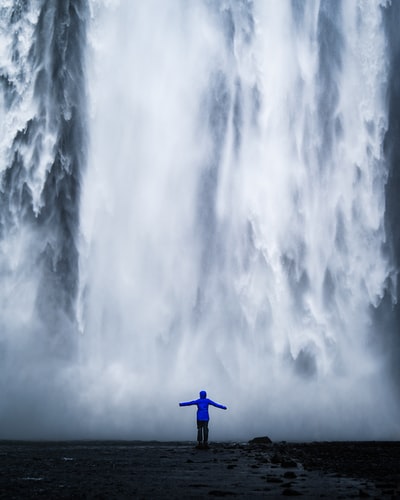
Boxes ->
[0,0,399,440]
[0,0,87,437]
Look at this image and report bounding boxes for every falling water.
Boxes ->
[0,0,399,440]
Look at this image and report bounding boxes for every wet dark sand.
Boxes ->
[1,440,399,498]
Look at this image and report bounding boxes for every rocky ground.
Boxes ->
[0,440,399,498]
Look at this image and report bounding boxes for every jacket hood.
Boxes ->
[199,390,207,399]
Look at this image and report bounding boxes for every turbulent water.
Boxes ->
[0,0,399,440]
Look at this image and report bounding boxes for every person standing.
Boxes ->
[179,390,227,448]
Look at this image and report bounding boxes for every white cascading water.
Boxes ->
[0,0,399,440]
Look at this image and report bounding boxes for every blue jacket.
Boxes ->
[179,391,227,421]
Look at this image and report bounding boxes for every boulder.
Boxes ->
[248,436,272,445]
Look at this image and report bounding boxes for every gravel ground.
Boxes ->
[1,440,399,498]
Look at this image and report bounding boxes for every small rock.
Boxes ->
[282,487,302,496]
[281,458,297,468]
[208,490,236,496]
[265,476,283,483]
[271,453,282,464]
[248,436,272,445]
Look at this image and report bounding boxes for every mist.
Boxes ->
[0,0,399,442]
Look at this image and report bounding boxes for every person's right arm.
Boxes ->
[209,400,227,410]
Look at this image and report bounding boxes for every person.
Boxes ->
[179,390,227,448]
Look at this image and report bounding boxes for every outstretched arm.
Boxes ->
[179,400,197,407]
[209,400,227,410]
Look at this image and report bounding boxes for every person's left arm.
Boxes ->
[179,400,198,407]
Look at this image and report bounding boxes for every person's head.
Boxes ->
[199,390,207,399]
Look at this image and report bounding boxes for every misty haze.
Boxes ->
[0,0,399,443]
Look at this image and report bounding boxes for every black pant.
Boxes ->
[197,420,209,443]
